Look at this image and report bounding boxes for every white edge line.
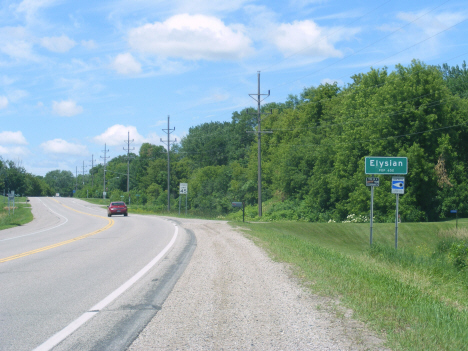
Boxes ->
[0,199,69,242]
[33,223,179,351]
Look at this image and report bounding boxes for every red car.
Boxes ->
[107,202,128,217]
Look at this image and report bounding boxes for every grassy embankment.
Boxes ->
[0,196,33,230]
[233,220,468,351]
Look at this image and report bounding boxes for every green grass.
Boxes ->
[80,197,227,220]
[233,220,468,351]
[0,197,33,230]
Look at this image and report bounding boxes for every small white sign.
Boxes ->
[179,183,188,195]
[392,177,405,194]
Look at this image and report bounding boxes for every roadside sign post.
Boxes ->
[8,191,14,216]
[232,202,244,222]
[366,177,379,246]
[179,183,188,215]
[392,177,405,250]
[366,157,408,249]
[451,210,458,229]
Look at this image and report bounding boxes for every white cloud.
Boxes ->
[16,0,59,22]
[379,11,467,60]
[272,20,358,58]
[0,26,37,61]
[128,14,253,60]
[52,100,83,117]
[173,0,252,14]
[0,131,27,145]
[81,39,97,49]
[40,139,88,155]
[397,11,466,37]
[41,35,76,53]
[0,146,30,158]
[111,53,142,75]
[8,90,28,103]
[0,96,8,109]
[93,125,161,147]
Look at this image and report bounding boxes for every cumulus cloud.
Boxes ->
[0,96,8,109]
[40,139,88,155]
[0,145,30,158]
[272,20,358,58]
[41,35,76,53]
[52,99,83,117]
[0,26,37,61]
[93,125,160,146]
[111,53,142,75]
[128,14,253,60]
[0,131,28,145]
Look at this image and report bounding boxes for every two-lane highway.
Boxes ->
[0,197,195,351]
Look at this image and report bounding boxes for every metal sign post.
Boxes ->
[8,191,15,216]
[392,177,405,250]
[451,210,458,229]
[366,177,379,246]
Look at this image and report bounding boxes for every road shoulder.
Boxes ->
[129,218,389,350]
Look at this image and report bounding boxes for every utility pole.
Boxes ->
[160,115,177,211]
[123,131,135,193]
[248,71,270,217]
[89,154,97,187]
[101,144,110,200]
[75,166,78,193]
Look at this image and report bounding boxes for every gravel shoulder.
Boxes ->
[129,218,389,351]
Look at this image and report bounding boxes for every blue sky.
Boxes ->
[0,0,467,176]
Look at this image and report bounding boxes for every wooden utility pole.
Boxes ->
[161,116,177,211]
[248,72,270,217]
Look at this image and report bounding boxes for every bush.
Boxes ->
[448,241,468,270]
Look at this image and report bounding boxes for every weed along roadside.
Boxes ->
[0,197,33,230]
[233,220,468,351]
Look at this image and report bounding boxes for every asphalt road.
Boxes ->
[0,197,195,351]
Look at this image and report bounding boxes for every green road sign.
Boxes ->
[365,157,408,174]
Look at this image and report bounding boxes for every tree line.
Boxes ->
[8,60,468,222]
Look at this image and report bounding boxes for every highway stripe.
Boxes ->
[33,222,179,351]
[0,200,114,263]
[0,198,68,242]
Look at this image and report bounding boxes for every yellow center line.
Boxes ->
[0,200,114,263]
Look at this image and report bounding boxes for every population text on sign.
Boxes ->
[365,157,408,175]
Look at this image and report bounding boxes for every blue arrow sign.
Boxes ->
[392,177,405,194]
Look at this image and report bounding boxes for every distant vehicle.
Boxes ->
[55,193,60,197]
[107,202,128,217]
